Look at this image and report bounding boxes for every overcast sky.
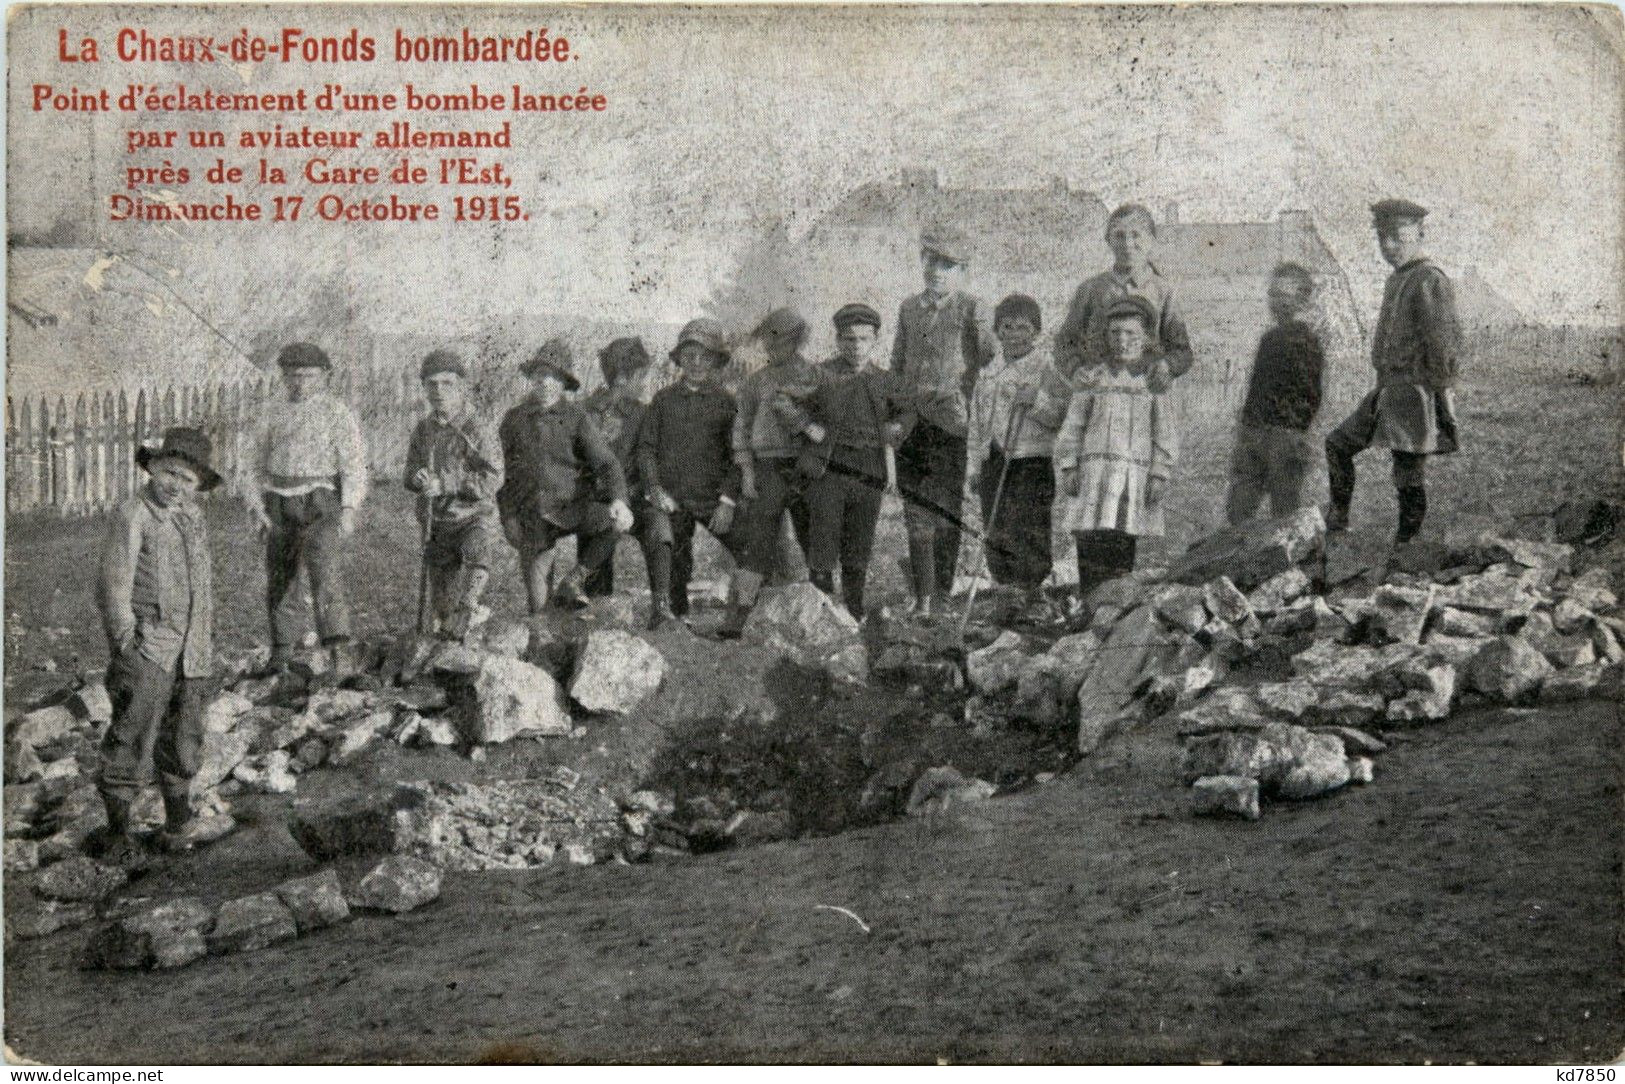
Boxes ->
[7,3,1622,330]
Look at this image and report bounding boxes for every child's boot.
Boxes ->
[1395,486,1427,545]
[718,569,763,639]
[840,564,867,621]
[1325,443,1355,533]
[156,790,214,853]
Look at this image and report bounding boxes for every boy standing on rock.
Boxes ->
[248,342,369,681]
[403,349,505,640]
[95,427,223,859]
[1325,199,1463,544]
[637,319,742,629]
[888,226,998,615]
[498,338,635,614]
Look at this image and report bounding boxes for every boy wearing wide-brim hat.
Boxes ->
[888,225,998,614]
[581,336,655,599]
[1325,199,1463,544]
[802,302,916,619]
[721,306,824,636]
[95,427,226,860]
[404,349,505,639]
[247,341,369,680]
[637,318,744,629]
[498,337,635,613]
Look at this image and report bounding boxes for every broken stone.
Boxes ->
[33,855,128,902]
[389,780,624,870]
[1434,607,1497,639]
[626,789,676,817]
[207,893,298,954]
[273,869,350,932]
[1590,620,1625,665]
[824,643,870,686]
[193,725,254,794]
[202,691,255,734]
[291,735,328,773]
[1277,748,1353,799]
[1168,506,1325,592]
[70,683,113,725]
[1247,567,1313,616]
[1348,757,1376,785]
[1202,577,1253,625]
[1435,569,1543,616]
[38,755,81,782]
[7,704,77,750]
[232,750,298,795]
[86,897,214,970]
[1153,584,1210,636]
[353,855,442,913]
[1264,597,1319,637]
[1368,584,1434,645]
[329,710,396,765]
[1252,681,1319,720]
[1566,567,1618,612]
[5,737,44,784]
[1476,535,1573,574]
[1305,690,1387,729]
[458,656,572,744]
[1183,721,1348,800]
[1386,662,1457,724]
[742,582,864,674]
[571,630,669,714]
[1466,636,1554,703]
[4,839,44,877]
[394,683,450,714]
[966,630,1030,696]
[1077,605,1182,754]
[905,766,995,815]
[1190,775,1260,820]
[1552,598,1595,635]
[1538,662,1617,704]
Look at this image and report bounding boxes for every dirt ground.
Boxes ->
[4,372,1624,1064]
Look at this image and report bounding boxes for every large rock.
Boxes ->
[1201,577,1253,625]
[1182,722,1349,800]
[1434,606,1497,639]
[1590,620,1625,665]
[1076,605,1182,754]
[1247,568,1313,616]
[202,691,255,733]
[194,725,254,793]
[5,737,44,784]
[1167,507,1325,592]
[570,630,669,714]
[966,631,1030,696]
[1190,775,1261,820]
[1476,535,1573,574]
[457,656,572,744]
[1566,567,1618,612]
[273,869,351,932]
[1386,661,1457,723]
[8,900,96,940]
[1434,568,1544,616]
[329,710,397,765]
[1539,662,1618,704]
[86,897,214,970]
[70,682,113,725]
[1466,636,1554,703]
[207,893,299,954]
[232,750,298,794]
[1153,584,1210,635]
[742,582,865,676]
[353,855,442,913]
[1305,689,1387,729]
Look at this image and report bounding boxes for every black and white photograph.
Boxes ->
[3,1,1623,1066]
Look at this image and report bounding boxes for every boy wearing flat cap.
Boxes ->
[722,306,824,636]
[581,336,655,598]
[403,349,505,639]
[1053,203,1195,389]
[248,342,369,680]
[1325,199,1462,544]
[637,318,743,629]
[889,225,998,614]
[95,428,223,860]
[801,302,917,619]
[498,338,635,613]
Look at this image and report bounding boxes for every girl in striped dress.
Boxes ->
[1054,296,1180,600]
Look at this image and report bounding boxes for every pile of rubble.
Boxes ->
[949,507,1623,820]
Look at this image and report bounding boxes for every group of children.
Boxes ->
[92,197,1462,860]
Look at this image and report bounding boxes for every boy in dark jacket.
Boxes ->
[581,336,654,598]
[1226,263,1326,524]
[497,339,634,613]
[637,318,742,629]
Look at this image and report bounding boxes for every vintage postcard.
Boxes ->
[4,1,1623,1066]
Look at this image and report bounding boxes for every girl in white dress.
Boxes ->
[1053,295,1181,600]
